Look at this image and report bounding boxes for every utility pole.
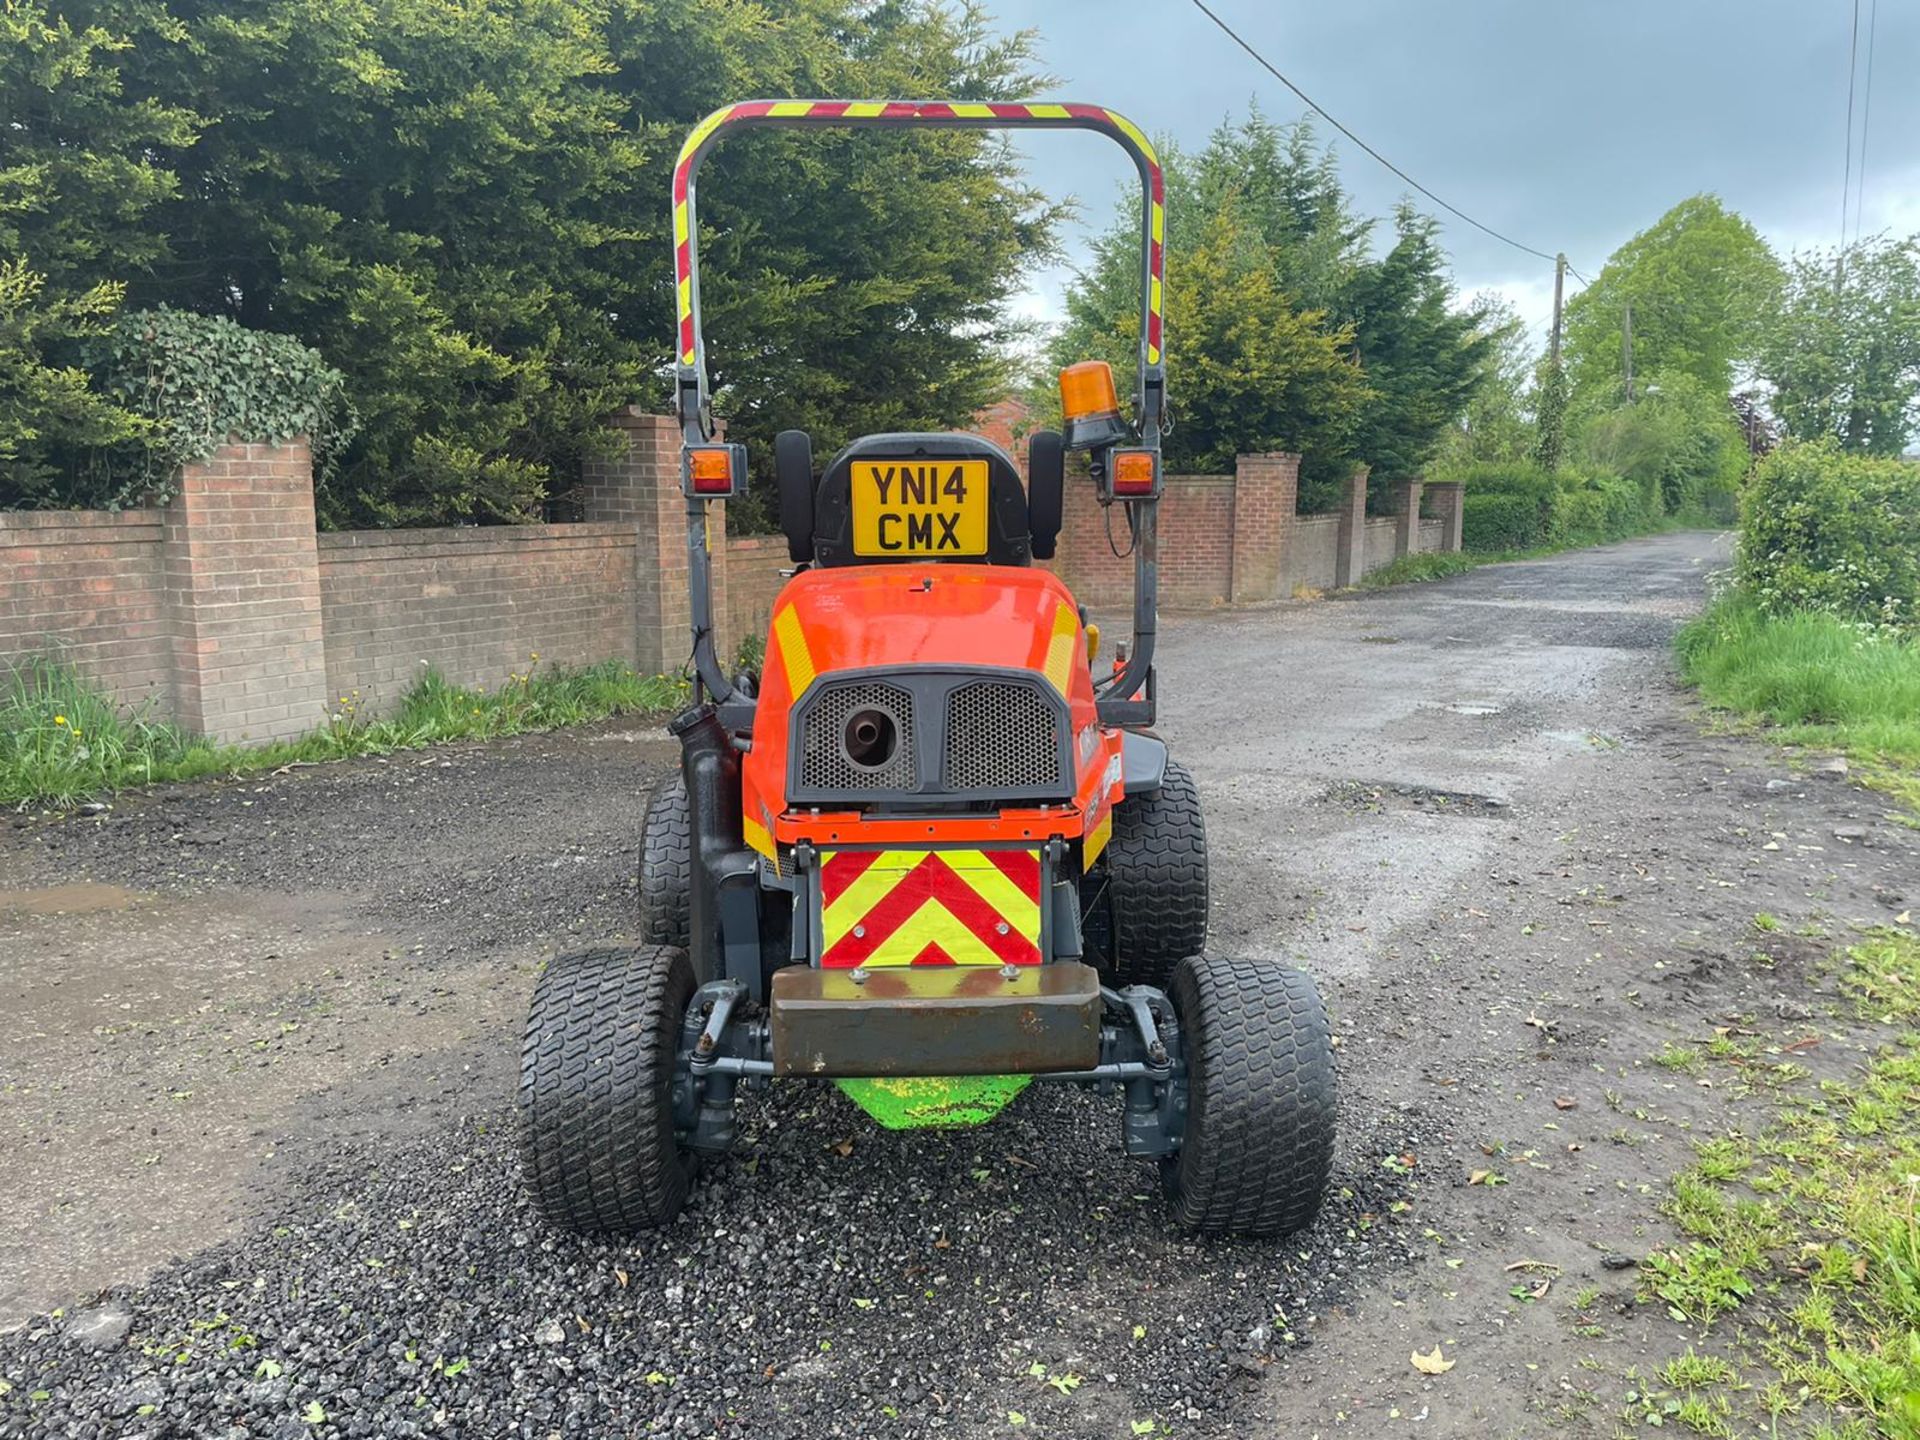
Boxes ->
[1621,301,1634,403]
[1549,252,1566,366]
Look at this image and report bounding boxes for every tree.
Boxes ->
[1757,236,1920,456]
[1563,196,1781,403]
[1437,292,1534,467]
[1575,370,1748,518]
[1339,204,1493,486]
[3,0,1059,525]
[0,262,155,504]
[1049,110,1492,506]
[1,0,192,504]
[1153,200,1369,475]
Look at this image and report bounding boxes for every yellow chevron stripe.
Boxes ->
[1084,807,1113,866]
[772,604,815,698]
[677,104,734,168]
[822,849,930,945]
[1026,103,1071,119]
[844,101,887,117]
[1041,601,1079,695]
[768,101,813,117]
[949,102,994,118]
[1103,109,1158,166]
[1152,202,1163,245]
[677,275,691,321]
[674,202,688,247]
[862,897,1003,967]
[945,856,1040,932]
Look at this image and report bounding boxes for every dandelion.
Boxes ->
[54,715,68,727]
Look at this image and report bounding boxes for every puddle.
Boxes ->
[0,882,144,917]
[1541,729,1625,752]
[1419,700,1505,717]
[1324,780,1513,819]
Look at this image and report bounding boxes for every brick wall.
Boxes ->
[720,535,790,663]
[0,510,170,711]
[318,525,638,707]
[2,423,1459,744]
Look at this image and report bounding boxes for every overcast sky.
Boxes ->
[988,0,1918,351]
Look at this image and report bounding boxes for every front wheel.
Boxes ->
[1161,953,1336,1236]
[518,944,695,1232]
[1082,759,1208,989]
[638,770,691,948]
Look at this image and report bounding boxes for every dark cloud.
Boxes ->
[991,0,1917,336]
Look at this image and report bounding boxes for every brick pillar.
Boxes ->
[162,438,328,744]
[1426,481,1465,553]
[1333,463,1370,588]
[1392,476,1426,557]
[583,409,732,674]
[1228,451,1299,604]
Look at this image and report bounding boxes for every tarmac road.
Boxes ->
[3,528,1914,1438]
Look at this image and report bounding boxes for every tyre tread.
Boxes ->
[517,943,693,1232]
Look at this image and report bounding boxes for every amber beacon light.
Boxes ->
[1057,360,1130,452]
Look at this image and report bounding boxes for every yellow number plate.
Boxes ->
[851,460,988,557]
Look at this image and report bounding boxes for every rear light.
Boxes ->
[684,443,746,498]
[1107,447,1160,498]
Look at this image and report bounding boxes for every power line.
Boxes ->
[1839,0,1861,251]
[1189,0,1563,267]
[1852,0,1878,245]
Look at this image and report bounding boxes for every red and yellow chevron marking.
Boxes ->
[672,100,1163,367]
[819,848,1042,968]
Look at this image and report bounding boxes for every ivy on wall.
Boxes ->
[93,308,359,507]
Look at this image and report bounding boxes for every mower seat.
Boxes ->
[788,431,1061,570]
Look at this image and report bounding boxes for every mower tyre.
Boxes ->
[518,944,695,1232]
[1161,952,1335,1237]
[638,769,691,948]
[1083,759,1208,988]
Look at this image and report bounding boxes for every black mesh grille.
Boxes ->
[799,682,917,792]
[944,681,1061,791]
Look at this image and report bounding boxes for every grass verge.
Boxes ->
[1358,552,1483,588]
[1637,926,1920,1438]
[1,655,686,811]
[1677,595,1920,816]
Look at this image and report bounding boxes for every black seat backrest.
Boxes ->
[811,432,1032,568]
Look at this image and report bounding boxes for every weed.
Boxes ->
[1655,1042,1705,1074]
[1661,1350,1736,1389]
[1,655,686,809]
[1358,552,1482,589]
[1643,1244,1755,1326]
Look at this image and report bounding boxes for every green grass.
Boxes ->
[1358,551,1484,588]
[1678,596,1920,777]
[0,655,686,810]
[1639,927,1920,1436]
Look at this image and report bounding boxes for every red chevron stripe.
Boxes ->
[985,847,1041,893]
[820,848,881,906]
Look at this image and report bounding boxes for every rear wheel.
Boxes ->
[518,944,695,1232]
[639,770,691,948]
[1083,760,1208,988]
[1161,953,1336,1237]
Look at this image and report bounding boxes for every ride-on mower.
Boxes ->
[518,99,1336,1236]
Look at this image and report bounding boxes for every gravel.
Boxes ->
[0,1083,1419,1439]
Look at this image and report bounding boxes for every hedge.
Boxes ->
[1454,462,1663,554]
[1736,441,1920,633]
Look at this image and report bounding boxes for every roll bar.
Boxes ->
[671,99,1165,721]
